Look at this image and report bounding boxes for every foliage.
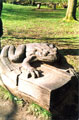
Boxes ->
[3,0,68,4]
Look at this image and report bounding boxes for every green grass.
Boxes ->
[1,3,79,46]
[0,85,15,101]
[27,103,52,120]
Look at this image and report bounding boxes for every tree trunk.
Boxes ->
[31,0,35,6]
[64,0,77,21]
[0,0,3,16]
[0,0,3,37]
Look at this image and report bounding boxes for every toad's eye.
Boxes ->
[45,51,50,56]
[49,44,53,48]
[36,51,42,56]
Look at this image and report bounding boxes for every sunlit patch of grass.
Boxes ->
[2,4,79,43]
[27,103,52,120]
[0,85,14,101]
[65,55,79,72]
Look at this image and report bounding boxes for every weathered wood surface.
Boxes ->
[0,55,74,110]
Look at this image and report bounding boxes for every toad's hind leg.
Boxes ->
[8,45,26,63]
[0,45,10,57]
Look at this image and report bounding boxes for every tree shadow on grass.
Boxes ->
[2,7,66,21]
[59,49,79,56]
[38,37,79,56]
[39,37,79,45]
[17,36,79,51]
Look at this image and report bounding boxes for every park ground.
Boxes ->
[0,3,79,120]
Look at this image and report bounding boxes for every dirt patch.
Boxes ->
[33,8,55,12]
[0,97,40,120]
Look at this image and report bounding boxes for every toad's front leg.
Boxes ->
[22,56,40,78]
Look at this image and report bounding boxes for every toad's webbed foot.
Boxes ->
[26,67,40,78]
[22,56,40,78]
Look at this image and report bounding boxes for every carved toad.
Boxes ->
[1,43,60,78]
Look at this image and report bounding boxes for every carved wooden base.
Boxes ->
[0,56,74,110]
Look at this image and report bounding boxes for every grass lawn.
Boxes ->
[1,3,79,71]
